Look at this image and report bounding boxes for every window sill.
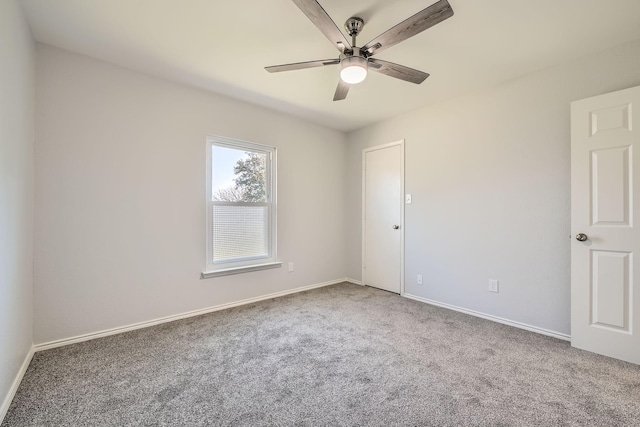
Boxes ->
[201,262,282,279]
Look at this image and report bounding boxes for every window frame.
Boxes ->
[202,136,280,278]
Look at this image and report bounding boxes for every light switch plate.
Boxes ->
[406,194,412,204]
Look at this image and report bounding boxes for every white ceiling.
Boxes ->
[20,0,640,132]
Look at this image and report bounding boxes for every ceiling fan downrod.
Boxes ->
[344,17,364,48]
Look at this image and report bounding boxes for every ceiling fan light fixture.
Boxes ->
[340,55,368,84]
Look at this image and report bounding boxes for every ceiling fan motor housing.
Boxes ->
[340,47,368,84]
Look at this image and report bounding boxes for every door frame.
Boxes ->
[362,140,405,295]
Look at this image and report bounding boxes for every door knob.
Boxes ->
[576,233,588,242]
[392,225,400,230]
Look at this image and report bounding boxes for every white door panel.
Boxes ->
[363,142,403,294]
[571,85,640,364]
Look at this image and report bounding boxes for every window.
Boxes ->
[203,136,279,278]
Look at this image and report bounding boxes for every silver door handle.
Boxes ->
[392,225,400,230]
[576,233,588,242]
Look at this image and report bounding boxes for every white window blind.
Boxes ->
[212,204,268,263]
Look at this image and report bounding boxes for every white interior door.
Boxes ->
[363,142,403,294]
[571,85,640,364]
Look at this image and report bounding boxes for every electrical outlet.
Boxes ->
[489,279,499,293]
[288,262,294,272]
[417,274,423,285]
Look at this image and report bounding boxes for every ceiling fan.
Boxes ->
[265,0,454,101]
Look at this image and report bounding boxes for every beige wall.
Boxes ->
[0,0,35,417]
[34,45,347,344]
[346,39,640,336]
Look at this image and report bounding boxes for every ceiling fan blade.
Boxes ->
[362,0,453,56]
[333,79,350,101]
[368,58,429,84]
[265,59,340,73]
[291,0,352,52]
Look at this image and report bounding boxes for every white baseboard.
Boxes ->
[1,346,34,425]
[403,293,571,341]
[35,278,348,352]
[345,278,363,286]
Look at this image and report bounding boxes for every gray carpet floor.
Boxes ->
[3,282,640,426]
